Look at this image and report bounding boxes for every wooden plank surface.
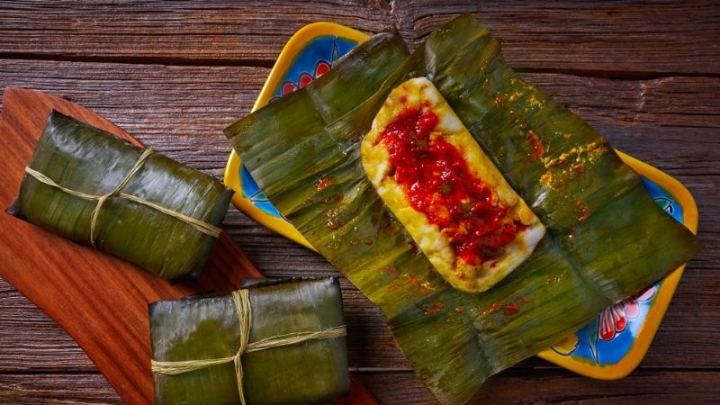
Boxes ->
[0,1,718,404]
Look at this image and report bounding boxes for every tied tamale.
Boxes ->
[225,15,702,405]
[361,77,546,293]
[12,111,233,280]
[149,277,349,405]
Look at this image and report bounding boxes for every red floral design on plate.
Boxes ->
[314,60,331,77]
[281,82,299,97]
[279,60,333,97]
[598,285,657,341]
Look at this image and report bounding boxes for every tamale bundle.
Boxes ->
[149,277,349,405]
[225,14,702,405]
[12,111,233,280]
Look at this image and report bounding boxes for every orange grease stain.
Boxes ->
[483,298,530,317]
[422,301,445,315]
[577,200,589,223]
[483,302,503,315]
[528,130,544,159]
[316,176,333,191]
[405,274,432,295]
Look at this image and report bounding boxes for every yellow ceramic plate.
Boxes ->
[224,23,699,380]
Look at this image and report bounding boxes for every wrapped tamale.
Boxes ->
[149,277,349,405]
[225,15,702,405]
[12,111,233,280]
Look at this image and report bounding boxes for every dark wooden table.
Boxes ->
[1,2,718,404]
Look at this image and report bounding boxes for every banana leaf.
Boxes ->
[12,111,233,280]
[232,29,408,191]
[225,15,703,405]
[149,277,348,405]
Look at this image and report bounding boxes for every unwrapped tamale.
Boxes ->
[12,111,233,280]
[225,15,702,405]
[149,277,349,405]
[361,77,546,293]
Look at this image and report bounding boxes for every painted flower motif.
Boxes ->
[550,284,658,359]
[278,60,333,98]
[281,81,299,97]
[314,60,331,76]
[598,285,657,341]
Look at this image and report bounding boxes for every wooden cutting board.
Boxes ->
[0,87,376,405]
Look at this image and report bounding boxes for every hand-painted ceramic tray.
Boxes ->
[223,23,700,380]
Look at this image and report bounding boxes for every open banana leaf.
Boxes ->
[150,277,348,405]
[225,14,703,405]
[12,110,233,280]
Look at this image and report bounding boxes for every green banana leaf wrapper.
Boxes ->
[13,111,233,280]
[149,277,349,405]
[225,14,703,405]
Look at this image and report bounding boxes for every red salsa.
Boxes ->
[377,107,523,266]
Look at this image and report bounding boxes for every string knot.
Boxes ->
[24,148,222,248]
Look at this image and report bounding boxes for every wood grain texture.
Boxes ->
[0,1,717,404]
[355,368,720,404]
[1,1,719,73]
